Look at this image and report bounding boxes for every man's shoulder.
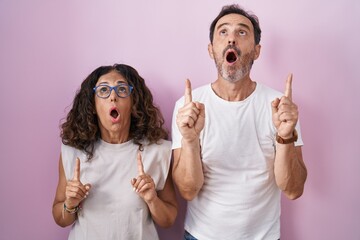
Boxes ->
[192,84,210,96]
[256,83,283,99]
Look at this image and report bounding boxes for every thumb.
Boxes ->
[84,183,91,190]
[195,102,205,118]
[271,98,280,115]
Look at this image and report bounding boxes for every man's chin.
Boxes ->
[221,69,244,82]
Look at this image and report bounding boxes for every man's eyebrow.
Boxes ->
[216,22,251,31]
[216,22,229,30]
[238,23,251,30]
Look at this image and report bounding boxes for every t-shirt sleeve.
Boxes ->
[144,140,172,191]
[294,120,304,147]
[61,144,86,180]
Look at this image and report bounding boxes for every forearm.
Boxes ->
[173,138,204,200]
[274,144,307,199]
[146,195,177,228]
[52,201,77,227]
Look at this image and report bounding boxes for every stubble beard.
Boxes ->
[215,50,255,83]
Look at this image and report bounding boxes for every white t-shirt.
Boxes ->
[61,139,171,240]
[171,83,303,240]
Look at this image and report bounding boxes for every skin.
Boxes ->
[53,71,177,228]
[172,14,307,201]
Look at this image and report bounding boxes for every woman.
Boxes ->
[52,64,177,240]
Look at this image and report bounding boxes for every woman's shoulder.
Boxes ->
[61,143,87,163]
[143,139,171,151]
[142,139,172,160]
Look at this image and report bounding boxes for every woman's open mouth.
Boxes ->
[109,107,120,122]
[111,109,119,118]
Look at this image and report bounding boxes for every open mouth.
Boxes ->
[110,108,119,119]
[226,51,238,63]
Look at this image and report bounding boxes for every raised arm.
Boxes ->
[131,152,177,228]
[172,79,205,200]
[272,74,307,199]
[52,156,91,227]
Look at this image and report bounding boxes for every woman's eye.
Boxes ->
[118,86,127,93]
[99,86,109,93]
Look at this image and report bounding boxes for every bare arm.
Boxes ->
[52,156,77,227]
[274,145,307,199]
[171,79,205,200]
[146,170,178,228]
[131,153,177,228]
[52,155,90,227]
[172,140,203,200]
[271,74,307,199]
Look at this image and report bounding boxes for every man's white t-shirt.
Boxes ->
[61,139,171,240]
[171,83,303,240]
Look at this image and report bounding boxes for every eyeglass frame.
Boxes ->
[93,83,134,99]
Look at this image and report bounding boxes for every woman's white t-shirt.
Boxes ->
[61,139,171,240]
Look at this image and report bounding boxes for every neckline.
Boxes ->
[208,82,260,105]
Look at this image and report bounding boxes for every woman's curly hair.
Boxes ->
[60,64,168,160]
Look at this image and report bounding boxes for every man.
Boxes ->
[171,4,307,240]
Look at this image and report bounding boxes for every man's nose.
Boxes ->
[228,32,236,45]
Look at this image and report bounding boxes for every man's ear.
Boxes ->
[254,44,261,60]
[208,43,214,59]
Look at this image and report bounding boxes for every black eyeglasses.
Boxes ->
[93,84,133,99]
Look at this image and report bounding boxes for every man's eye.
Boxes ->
[239,31,246,36]
[220,30,227,35]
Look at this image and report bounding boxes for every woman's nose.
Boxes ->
[110,89,117,102]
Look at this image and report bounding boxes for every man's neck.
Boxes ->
[211,77,256,101]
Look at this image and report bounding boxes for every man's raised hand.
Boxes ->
[271,74,299,139]
[176,79,205,142]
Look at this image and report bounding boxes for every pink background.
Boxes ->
[1,1,359,239]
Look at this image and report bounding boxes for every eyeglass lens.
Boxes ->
[95,84,132,98]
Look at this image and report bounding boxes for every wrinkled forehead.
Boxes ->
[215,13,254,32]
[97,70,128,85]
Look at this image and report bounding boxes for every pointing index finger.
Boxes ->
[73,157,81,181]
[184,79,192,105]
[137,152,145,175]
[284,73,293,100]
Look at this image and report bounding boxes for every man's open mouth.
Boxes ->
[226,51,238,63]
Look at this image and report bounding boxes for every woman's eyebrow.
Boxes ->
[116,80,127,84]
[98,81,109,85]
